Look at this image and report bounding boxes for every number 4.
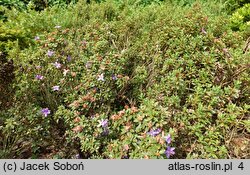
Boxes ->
[238,162,244,170]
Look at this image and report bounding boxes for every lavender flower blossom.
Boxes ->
[35,74,44,80]
[98,119,108,128]
[47,50,54,57]
[111,74,117,80]
[165,146,175,158]
[164,134,171,144]
[147,128,161,137]
[102,128,109,136]
[34,36,40,40]
[75,154,81,159]
[41,108,51,117]
[52,85,60,91]
[52,62,61,69]
[67,55,71,62]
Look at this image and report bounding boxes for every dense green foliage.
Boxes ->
[0,0,249,159]
[0,0,78,10]
[230,3,250,31]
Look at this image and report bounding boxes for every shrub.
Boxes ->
[230,3,250,31]
[1,0,249,159]
[0,0,78,11]
[220,0,249,13]
[0,0,26,10]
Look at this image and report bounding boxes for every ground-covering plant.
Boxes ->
[230,3,250,31]
[0,0,249,159]
[0,0,78,10]
[220,0,249,13]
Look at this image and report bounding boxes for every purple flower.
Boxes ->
[47,50,54,57]
[164,134,171,144]
[41,108,51,117]
[35,74,44,80]
[52,62,61,69]
[201,27,207,35]
[75,154,81,159]
[147,128,161,137]
[34,36,40,40]
[111,74,117,80]
[165,146,175,158]
[52,85,60,91]
[98,119,108,128]
[122,155,129,159]
[97,73,105,81]
[102,128,109,136]
[67,55,71,62]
